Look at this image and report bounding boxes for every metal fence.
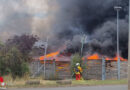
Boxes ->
[30,59,128,80]
[30,60,72,80]
[82,58,128,80]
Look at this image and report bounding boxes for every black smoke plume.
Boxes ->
[54,0,128,58]
[0,0,128,58]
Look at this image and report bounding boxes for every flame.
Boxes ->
[39,51,127,62]
[39,51,60,60]
[106,55,127,61]
[87,53,100,60]
[82,53,127,61]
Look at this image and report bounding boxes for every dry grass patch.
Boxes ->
[2,75,128,88]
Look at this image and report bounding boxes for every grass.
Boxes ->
[72,79,128,86]
[2,75,128,88]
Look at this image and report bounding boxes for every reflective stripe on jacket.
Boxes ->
[74,66,83,74]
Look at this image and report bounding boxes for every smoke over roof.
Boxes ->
[0,0,128,58]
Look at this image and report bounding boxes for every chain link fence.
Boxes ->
[30,59,128,80]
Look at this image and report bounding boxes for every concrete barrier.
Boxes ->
[56,80,72,85]
[25,80,40,85]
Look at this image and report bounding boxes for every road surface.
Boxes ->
[8,85,127,90]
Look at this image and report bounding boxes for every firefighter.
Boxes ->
[74,63,83,80]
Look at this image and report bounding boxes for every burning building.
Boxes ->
[3,0,127,80]
[31,50,127,80]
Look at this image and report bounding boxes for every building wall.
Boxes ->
[82,59,128,80]
[106,61,128,79]
[55,61,71,80]
[82,60,102,80]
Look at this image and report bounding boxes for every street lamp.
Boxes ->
[114,6,122,80]
[128,0,130,89]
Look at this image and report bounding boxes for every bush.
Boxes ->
[0,47,29,79]
[0,34,38,79]
[71,53,81,75]
[71,53,86,78]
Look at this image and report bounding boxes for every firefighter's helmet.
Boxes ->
[76,63,80,66]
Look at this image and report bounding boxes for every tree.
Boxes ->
[71,53,81,74]
[7,47,27,79]
[71,53,85,78]
[0,34,39,79]
[6,34,39,55]
[0,46,29,79]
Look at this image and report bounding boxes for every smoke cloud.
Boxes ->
[0,0,128,58]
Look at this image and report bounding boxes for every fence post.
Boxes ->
[53,60,56,77]
[70,56,73,79]
[102,57,106,80]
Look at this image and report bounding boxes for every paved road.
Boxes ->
[8,85,127,90]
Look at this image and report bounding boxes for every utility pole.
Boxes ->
[128,0,130,89]
[43,37,48,79]
[80,34,87,57]
[114,6,122,80]
[80,34,87,66]
[32,37,48,78]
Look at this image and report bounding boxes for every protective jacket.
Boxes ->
[74,66,83,74]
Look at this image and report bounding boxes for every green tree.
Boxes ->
[0,34,39,79]
[7,47,29,79]
[71,53,81,74]
[71,53,86,78]
[0,46,29,79]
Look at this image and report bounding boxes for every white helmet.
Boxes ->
[76,63,80,66]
